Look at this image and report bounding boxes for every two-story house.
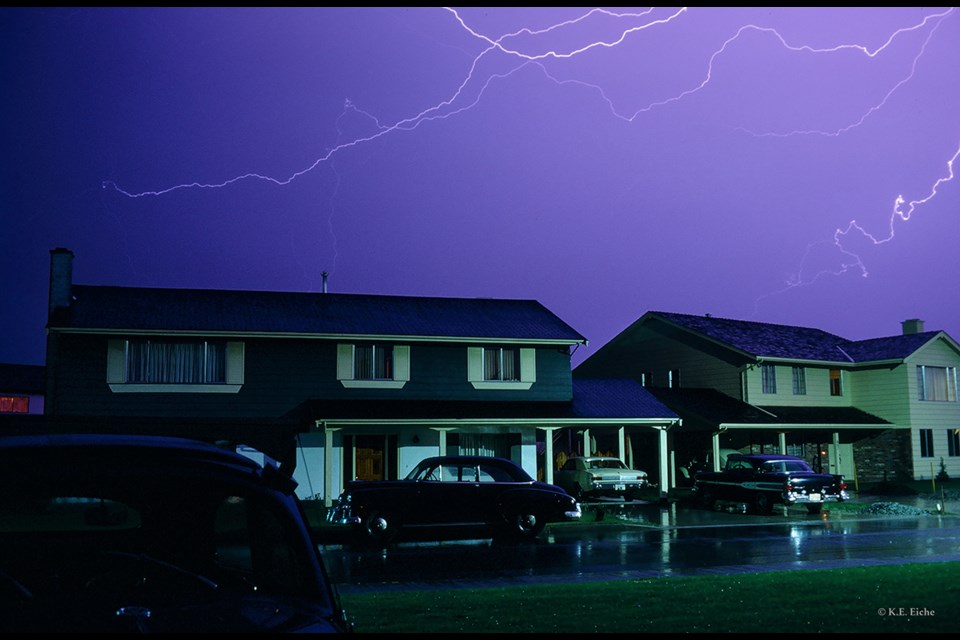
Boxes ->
[575,311,960,484]
[42,249,680,504]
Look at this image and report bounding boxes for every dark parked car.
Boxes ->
[0,434,351,633]
[691,453,848,514]
[553,456,648,501]
[326,455,581,545]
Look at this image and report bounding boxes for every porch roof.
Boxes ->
[647,387,892,430]
[310,378,678,425]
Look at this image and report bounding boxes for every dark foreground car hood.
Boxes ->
[2,593,347,634]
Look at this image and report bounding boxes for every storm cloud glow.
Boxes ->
[2,6,959,366]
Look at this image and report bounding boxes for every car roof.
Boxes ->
[0,433,259,467]
[0,433,299,493]
[728,453,803,462]
[418,455,517,466]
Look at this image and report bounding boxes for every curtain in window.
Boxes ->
[457,434,509,458]
[919,366,956,402]
[484,348,519,381]
[126,341,225,383]
[354,345,392,379]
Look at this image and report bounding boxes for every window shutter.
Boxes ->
[225,342,245,384]
[467,347,483,382]
[106,339,126,383]
[394,345,410,381]
[520,348,536,383]
[337,344,354,380]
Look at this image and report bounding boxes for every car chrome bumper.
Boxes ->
[564,504,583,520]
[784,489,848,504]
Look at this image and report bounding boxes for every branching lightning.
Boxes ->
[102,6,959,310]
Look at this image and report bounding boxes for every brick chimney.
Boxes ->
[48,248,74,322]
[901,318,925,335]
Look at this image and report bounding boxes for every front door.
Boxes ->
[354,435,385,481]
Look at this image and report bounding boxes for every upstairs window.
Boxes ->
[107,339,244,393]
[467,347,535,390]
[792,367,806,395]
[829,369,843,396]
[761,364,777,394]
[483,347,520,382]
[669,369,681,388]
[948,429,959,458]
[354,344,394,380]
[337,344,409,389]
[917,366,958,402]
[0,396,29,413]
[126,340,226,384]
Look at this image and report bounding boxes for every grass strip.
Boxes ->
[339,561,960,633]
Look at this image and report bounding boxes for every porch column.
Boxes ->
[439,429,447,456]
[617,425,626,462]
[778,432,787,455]
[582,428,591,457]
[322,425,340,508]
[657,426,669,502]
[831,431,840,472]
[539,426,562,485]
[711,433,722,471]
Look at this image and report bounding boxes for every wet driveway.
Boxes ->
[321,498,960,594]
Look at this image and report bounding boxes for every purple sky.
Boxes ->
[3,7,959,368]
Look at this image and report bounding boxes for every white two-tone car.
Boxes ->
[554,456,648,502]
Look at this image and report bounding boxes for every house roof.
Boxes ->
[56,285,587,343]
[310,378,678,423]
[647,387,891,429]
[648,311,951,363]
[0,363,45,394]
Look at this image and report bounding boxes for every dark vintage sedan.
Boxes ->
[326,455,581,545]
[691,453,848,514]
[0,434,351,633]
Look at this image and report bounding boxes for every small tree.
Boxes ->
[936,457,950,483]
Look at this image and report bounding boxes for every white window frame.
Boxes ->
[107,339,244,393]
[917,365,958,402]
[792,366,806,395]
[467,347,536,390]
[761,364,777,394]
[337,343,409,389]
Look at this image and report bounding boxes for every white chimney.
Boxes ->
[901,318,925,335]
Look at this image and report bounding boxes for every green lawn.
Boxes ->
[338,562,960,633]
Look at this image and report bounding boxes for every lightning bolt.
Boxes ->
[754,141,960,308]
[100,7,959,308]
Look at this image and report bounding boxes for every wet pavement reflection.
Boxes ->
[321,498,960,594]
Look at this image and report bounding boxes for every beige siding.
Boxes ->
[746,364,851,407]
[904,339,960,480]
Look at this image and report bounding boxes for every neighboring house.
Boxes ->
[0,363,45,415]
[574,311,960,483]
[41,249,680,503]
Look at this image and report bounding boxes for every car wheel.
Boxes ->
[361,511,398,545]
[698,488,716,510]
[753,492,772,515]
[806,503,823,515]
[511,510,546,540]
